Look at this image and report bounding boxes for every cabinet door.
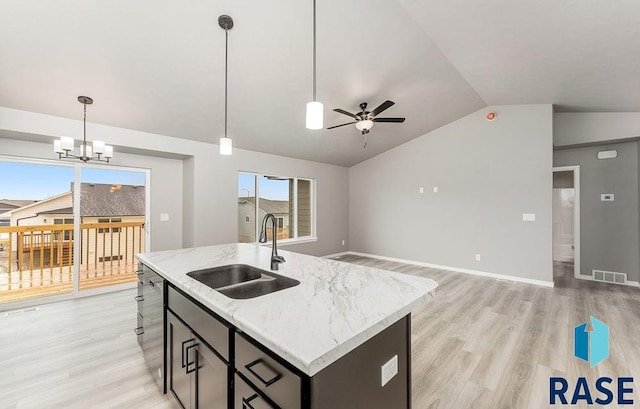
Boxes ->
[235,374,276,409]
[194,342,228,409]
[168,311,194,409]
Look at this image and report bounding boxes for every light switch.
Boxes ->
[433,186,438,193]
[381,355,398,387]
[522,213,536,222]
[419,187,424,194]
[160,213,169,222]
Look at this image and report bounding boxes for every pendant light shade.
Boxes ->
[219,15,234,155]
[305,0,323,130]
[306,101,323,130]
[219,136,232,155]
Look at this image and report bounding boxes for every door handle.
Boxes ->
[245,359,282,387]
[185,343,198,374]
[181,338,196,369]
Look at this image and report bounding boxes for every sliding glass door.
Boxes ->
[0,159,149,306]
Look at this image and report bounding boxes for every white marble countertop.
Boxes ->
[137,243,438,376]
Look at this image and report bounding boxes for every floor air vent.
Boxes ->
[593,270,627,285]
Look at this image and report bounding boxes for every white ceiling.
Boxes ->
[0,1,638,166]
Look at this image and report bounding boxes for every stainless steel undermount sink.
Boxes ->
[186,264,300,299]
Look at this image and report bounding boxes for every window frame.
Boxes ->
[238,172,317,245]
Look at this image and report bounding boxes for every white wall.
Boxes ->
[554,112,640,147]
[349,105,554,283]
[0,107,349,257]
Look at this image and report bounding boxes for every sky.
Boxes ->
[238,173,289,200]
[0,162,146,200]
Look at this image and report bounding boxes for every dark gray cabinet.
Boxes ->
[167,310,228,409]
[166,285,231,409]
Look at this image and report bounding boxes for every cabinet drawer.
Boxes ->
[235,373,277,409]
[236,333,301,409]
[167,285,230,362]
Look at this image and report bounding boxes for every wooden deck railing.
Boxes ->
[0,221,145,303]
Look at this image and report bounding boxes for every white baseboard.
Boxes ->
[322,251,351,259]
[346,251,555,288]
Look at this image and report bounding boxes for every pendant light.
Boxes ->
[219,15,234,155]
[305,0,323,130]
[54,96,114,163]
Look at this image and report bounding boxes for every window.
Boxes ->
[238,172,314,243]
[54,218,74,240]
[98,217,122,233]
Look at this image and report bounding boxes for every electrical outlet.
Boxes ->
[381,355,398,387]
[522,213,536,222]
[433,186,438,193]
[341,240,345,246]
[475,254,481,261]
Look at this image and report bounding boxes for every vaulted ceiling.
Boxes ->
[1,0,638,166]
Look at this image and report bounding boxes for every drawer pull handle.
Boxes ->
[185,343,198,374]
[181,338,196,369]
[245,359,282,387]
[134,295,144,302]
[136,269,144,276]
[243,393,275,409]
[134,327,144,336]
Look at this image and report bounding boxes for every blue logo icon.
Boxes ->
[574,316,609,367]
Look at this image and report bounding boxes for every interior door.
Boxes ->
[168,311,193,409]
[194,342,228,408]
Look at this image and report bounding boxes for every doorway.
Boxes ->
[552,166,580,279]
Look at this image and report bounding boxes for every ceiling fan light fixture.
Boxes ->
[355,119,374,131]
[306,101,324,130]
[219,136,233,155]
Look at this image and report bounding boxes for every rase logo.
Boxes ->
[550,316,634,405]
[574,316,609,367]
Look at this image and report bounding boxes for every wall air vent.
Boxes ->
[592,269,627,285]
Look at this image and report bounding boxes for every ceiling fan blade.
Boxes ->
[333,109,359,119]
[327,121,357,129]
[371,100,395,117]
[373,117,405,123]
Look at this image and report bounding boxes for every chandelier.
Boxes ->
[54,96,113,163]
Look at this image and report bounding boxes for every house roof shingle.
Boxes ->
[78,183,145,217]
[238,197,289,215]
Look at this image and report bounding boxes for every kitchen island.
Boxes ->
[137,243,438,409]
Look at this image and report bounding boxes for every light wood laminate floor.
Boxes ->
[1,257,638,408]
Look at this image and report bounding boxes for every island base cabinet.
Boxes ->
[167,311,228,409]
[310,315,410,409]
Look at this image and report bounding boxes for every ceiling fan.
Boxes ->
[327,100,405,147]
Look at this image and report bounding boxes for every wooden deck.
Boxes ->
[0,221,144,304]
[0,263,138,303]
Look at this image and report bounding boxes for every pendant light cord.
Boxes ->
[83,102,87,150]
[224,26,229,138]
[312,0,317,102]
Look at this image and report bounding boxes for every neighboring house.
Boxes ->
[0,183,145,267]
[237,197,290,243]
[0,199,37,227]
